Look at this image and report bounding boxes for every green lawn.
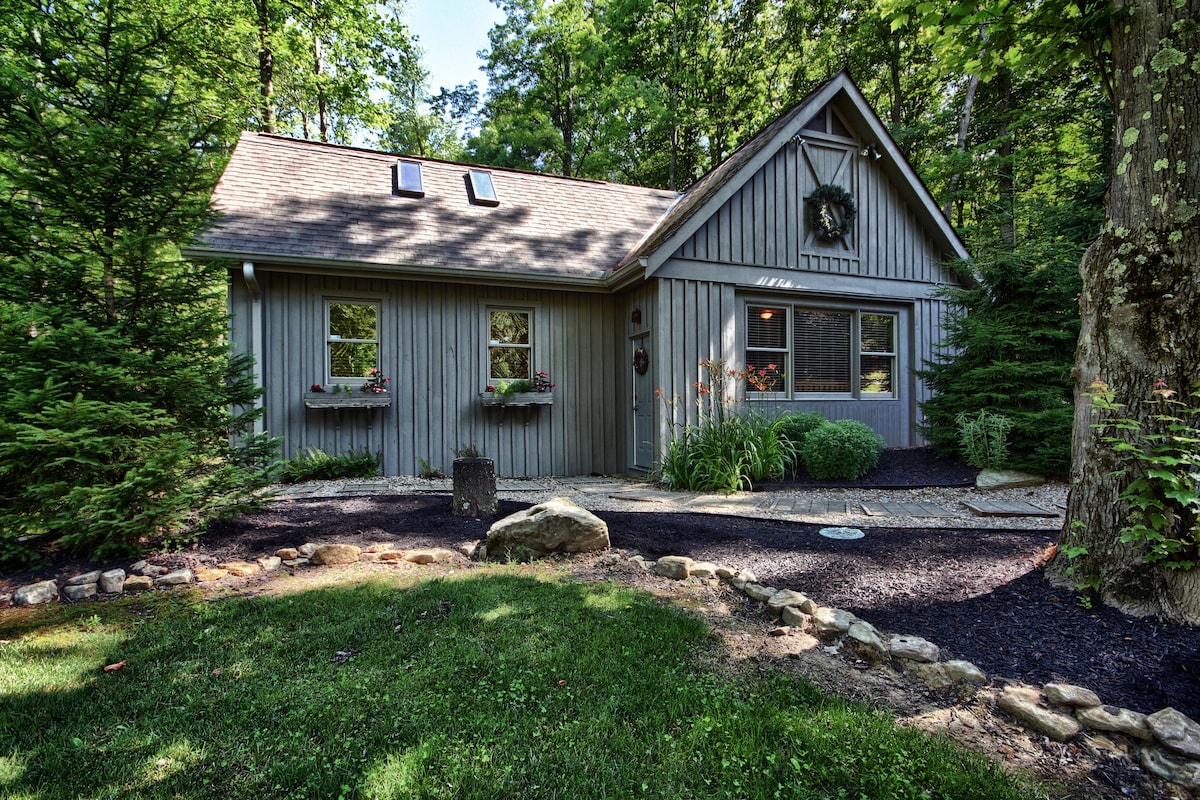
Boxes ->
[0,568,1050,799]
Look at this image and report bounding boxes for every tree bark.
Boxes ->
[452,457,498,518]
[1049,0,1200,623]
[255,0,275,133]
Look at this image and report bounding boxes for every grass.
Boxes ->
[0,567,1050,800]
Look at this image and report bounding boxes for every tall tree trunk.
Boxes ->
[995,69,1016,249]
[312,0,328,141]
[1049,0,1200,623]
[255,0,275,133]
[942,73,979,219]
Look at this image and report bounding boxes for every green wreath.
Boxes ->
[807,183,857,241]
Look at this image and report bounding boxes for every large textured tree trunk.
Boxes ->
[1048,0,1200,623]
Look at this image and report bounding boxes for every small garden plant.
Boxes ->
[799,419,885,480]
[955,410,1014,470]
[280,447,382,483]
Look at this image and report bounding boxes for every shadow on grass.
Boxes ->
[0,571,1047,800]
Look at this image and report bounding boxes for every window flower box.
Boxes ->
[478,391,554,407]
[304,392,392,409]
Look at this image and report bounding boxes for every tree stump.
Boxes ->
[452,457,497,518]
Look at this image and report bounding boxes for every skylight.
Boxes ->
[468,169,499,206]
[393,160,424,197]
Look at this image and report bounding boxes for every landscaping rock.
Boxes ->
[220,561,262,577]
[780,606,811,628]
[298,543,318,558]
[310,544,361,566]
[1077,705,1152,741]
[404,548,456,564]
[66,570,102,587]
[811,607,855,634]
[276,548,299,560]
[652,556,694,580]
[62,583,97,602]
[281,558,309,568]
[690,561,718,579]
[1044,683,1101,708]
[129,560,147,574]
[628,556,651,572]
[123,575,154,592]
[155,570,194,587]
[257,556,282,572]
[361,552,384,562]
[997,686,1081,742]
[912,663,954,689]
[976,469,1045,490]
[1140,747,1200,789]
[846,621,887,659]
[195,568,228,583]
[766,589,809,614]
[743,583,777,602]
[887,634,939,663]
[715,566,737,580]
[139,564,168,577]
[943,660,987,684]
[379,550,406,562]
[729,570,756,590]
[1147,708,1200,759]
[486,497,610,557]
[14,580,59,606]
[98,569,126,593]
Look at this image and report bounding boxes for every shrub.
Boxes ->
[777,412,828,445]
[799,420,885,480]
[282,448,381,483]
[956,411,1013,469]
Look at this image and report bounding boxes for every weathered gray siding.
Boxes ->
[240,269,623,477]
[677,137,957,287]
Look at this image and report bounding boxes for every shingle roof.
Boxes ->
[194,133,681,281]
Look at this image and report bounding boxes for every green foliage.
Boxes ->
[0,573,1047,799]
[956,411,1014,470]
[777,412,828,448]
[494,378,535,395]
[281,448,382,483]
[658,361,797,492]
[799,420,885,481]
[918,242,1085,476]
[1089,381,1200,570]
[0,0,277,567]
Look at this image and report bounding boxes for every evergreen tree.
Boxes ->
[0,0,277,566]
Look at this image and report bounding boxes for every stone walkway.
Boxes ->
[270,475,1066,530]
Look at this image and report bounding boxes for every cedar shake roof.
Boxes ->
[194,133,681,281]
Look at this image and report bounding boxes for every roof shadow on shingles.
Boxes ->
[203,190,651,280]
[196,133,680,280]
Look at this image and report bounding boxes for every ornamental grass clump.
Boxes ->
[281,447,381,483]
[955,410,1014,469]
[799,419,885,480]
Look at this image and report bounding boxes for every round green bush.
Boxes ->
[799,420,885,480]
[777,411,828,446]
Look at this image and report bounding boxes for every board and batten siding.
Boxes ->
[647,131,958,448]
[231,269,623,477]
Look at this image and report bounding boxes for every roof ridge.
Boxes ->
[242,131,679,197]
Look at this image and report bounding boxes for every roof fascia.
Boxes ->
[183,248,614,294]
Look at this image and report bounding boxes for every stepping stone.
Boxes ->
[860,501,955,517]
[338,481,391,494]
[496,480,549,491]
[608,489,683,503]
[685,494,760,511]
[961,499,1059,518]
[765,498,849,515]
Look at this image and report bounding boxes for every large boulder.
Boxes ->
[486,497,609,558]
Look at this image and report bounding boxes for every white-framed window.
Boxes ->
[745,302,897,399]
[487,307,532,384]
[326,299,380,383]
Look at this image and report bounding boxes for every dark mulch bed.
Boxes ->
[180,493,1200,721]
[759,446,980,488]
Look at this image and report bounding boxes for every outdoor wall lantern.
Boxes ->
[860,143,882,160]
[631,307,642,324]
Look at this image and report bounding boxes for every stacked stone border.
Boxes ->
[5,544,1198,792]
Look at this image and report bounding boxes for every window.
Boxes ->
[394,160,424,197]
[745,303,897,398]
[468,169,499,206]
[488,308,531,383]
[327,300,379,381]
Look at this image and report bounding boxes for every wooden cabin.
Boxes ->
[187,71,969,478]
